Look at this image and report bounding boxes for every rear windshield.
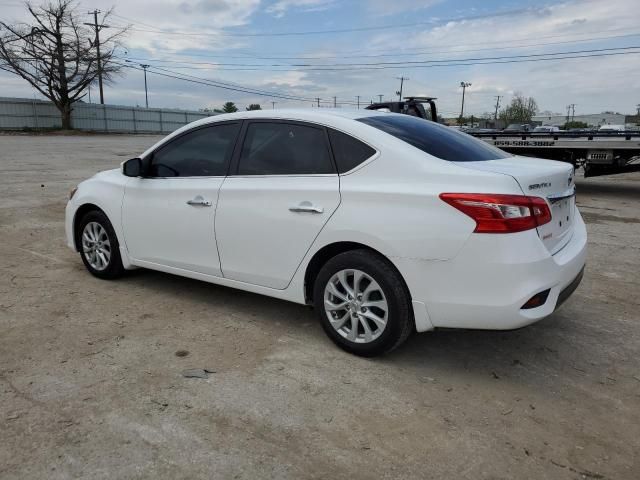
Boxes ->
[357,115,511,162]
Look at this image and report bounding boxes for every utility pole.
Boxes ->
[271,101,276,109]
[141,64,149,108]
[459,81,471,123]
[570,103,576,122]
[85,10,108,104]
[316,97,320,108]
[637,103,640,116]
[566,105,571,123]
[356,95,360,109]
[333,96,337,108]
[378,94,383,103]
[396,77,408,101]
[493,95,502,120]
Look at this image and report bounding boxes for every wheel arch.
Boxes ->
[303,241,412,304]
[72,203,107,252]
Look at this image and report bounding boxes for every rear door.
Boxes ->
[215,120,340,289]
[122,122,241,276]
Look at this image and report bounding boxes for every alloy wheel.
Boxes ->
[81,221,111,271]
[323,269,389,344]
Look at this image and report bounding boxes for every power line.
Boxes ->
[116,62,315,102]
[112,29,640,67]
[116,62,364,106]
[109,7,536,38]
[142,65,318,102]
[125,45,640,68]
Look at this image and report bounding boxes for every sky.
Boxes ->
[1,0,640,117]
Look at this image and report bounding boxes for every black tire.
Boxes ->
[77,210,125,280]
[313,249,413,357]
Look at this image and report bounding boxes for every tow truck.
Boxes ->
[366,97,640,178]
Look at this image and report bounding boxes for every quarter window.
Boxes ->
[149,123,240,177]
[328,129,376,173]
[237,122,334,175]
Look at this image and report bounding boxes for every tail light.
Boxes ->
[439,193,551,233]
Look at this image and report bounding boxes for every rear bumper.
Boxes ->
[394,210,587,331]
[556,266,584,310]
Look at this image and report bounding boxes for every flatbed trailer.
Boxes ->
[470,131,640,177]
[366,98,640,178]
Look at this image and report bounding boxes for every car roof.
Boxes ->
[140,108,394,159]
[195,108,385,124]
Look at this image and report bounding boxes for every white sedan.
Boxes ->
[66,109,587,356]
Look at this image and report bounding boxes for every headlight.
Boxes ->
[69,186,78,200]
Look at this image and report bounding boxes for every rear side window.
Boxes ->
[328,129,376,173]
[149,123,240,177]
[357,115,511,162]
[238,122,334,175]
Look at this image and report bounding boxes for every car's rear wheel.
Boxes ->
[313,249,413,357]
[78,210,125,279]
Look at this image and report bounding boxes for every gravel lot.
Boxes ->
[1,133,639,479]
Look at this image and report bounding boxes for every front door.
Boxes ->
[122,122,240,276]
[216,121,340,289]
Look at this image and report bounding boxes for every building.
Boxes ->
[532,112,626,127]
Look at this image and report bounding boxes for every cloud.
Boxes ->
[365,0,443,17]
[265,0,336,18]
[105,0,261,53]
[2,0,639,115]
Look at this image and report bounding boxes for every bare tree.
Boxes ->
[0,1,128,129]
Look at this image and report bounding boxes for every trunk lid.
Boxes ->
[459,156,576,254]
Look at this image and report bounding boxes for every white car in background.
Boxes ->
[598,124,626,132]
[66,110,587,356]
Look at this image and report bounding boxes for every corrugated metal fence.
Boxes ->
[0,97,216,133]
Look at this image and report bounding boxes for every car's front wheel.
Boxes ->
[77,210,125,279]
[313,249,413,357]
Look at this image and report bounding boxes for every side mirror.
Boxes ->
[123,157,143,177]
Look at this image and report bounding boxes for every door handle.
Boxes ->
[186,196,212,207]
[289,201,324,214]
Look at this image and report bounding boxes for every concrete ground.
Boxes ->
[0,133,639,480]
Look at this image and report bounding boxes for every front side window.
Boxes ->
[237,122,334,175]
[149,123,240,177]
[358,115,511,162]
[328,129,376,173]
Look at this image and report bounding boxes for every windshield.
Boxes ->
[357,115,511,162]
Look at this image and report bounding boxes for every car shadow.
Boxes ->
[384,323,561,375]
[119,268,584,386]
[120,267,315,330]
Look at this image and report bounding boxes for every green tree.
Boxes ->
[246,104,261,111]
[222,102,238,113]
[499,93,538,124]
